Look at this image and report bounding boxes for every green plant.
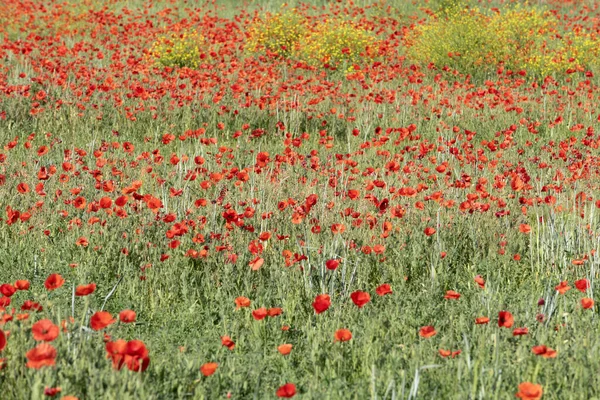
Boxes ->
[149,29,204,69]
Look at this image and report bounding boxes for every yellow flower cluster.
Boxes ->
[247,11,377,71]
[406,4,600,78]
[149,29,204,69]
[246,10,306,58]
[294,20,376,70]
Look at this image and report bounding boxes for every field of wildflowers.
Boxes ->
[2,0,600,398]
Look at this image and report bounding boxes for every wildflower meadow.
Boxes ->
[2,0,600,398]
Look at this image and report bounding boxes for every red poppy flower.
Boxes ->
[424,227,436,236]
[44,274,65,291]
[555,281,571,294]
[278,344,292,355]
[515,382,542,400]
[474,275,485,289]
[249,257,264,271]
[419,326,437,338]
[312,294,331,314]
[513,327,528,336]
[32,319,59,342]
[519,224,531,234]
[334,329,352,342]
[123,340,150,372]
[235,296,251,309]
[267,307,283,317]
[475,317,490,325]
[498,311,514,328]
[21,300,43,312]
[90,311,116,331]
[105,339,150,372]
[119,310,136,323]
[25,343,57,369]
[200,362,218,376]
[325,259,339,270]
[350,291,370,308]
[376,284,392,296]
[75,283,96,297]
[444,290,460,300]
[105,339,127,369]
[575,279,590,293]
[43,387,61,397]
[17,182,30,194]
[276,383,296,398]
[0,284,16,297]
[252,308,268,321]
[221,336,235,350]
[531,345,557,358]
[15,280,30,290]
[0,330,6,352]
[439,349,461,358]
[581,298,594,309]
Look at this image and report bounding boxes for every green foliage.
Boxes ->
[246,10,307,57]
[405,3,600,78]
[149,30,204,69]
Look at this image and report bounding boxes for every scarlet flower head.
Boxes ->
[519,224,531,234]
[119,309,136,323]
[90,311,116,331]
[26,343,57,369]
[438,349,461,358]
[498,311,514,328]
[249,256,264,271]
[15,280,30,291]
[200,362,218,376]
[325,259,340,270]
[312,294,331,314]
[512,327,529,336]
[581,298,594,309]
[221,336,235,350]
[44,274,65,291]
[124,340,150,372]
[276,383,296,398]
[267,307,283,317]
[0,330,5,352]
[277,343,293,355]
[515,382,542,400]
[235,296,251,309]
[474,275,485,289]
[32,319,59,342]
[105,339,150,372]
[75,283,96,297]
[376,283,392,296]
[350,291,370,308]
[555,281,571,295]
[531,345,557,358]
[334,329,352,342]
[252,308,268,321]
[575,279,590,293]
[0,284,16,297]
[444,290,460,300]
[43,387,61,397]
[419,325,437,338]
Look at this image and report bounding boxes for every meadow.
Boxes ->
[1,0,600,398]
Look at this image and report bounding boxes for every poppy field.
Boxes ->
[2,0,600,398]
